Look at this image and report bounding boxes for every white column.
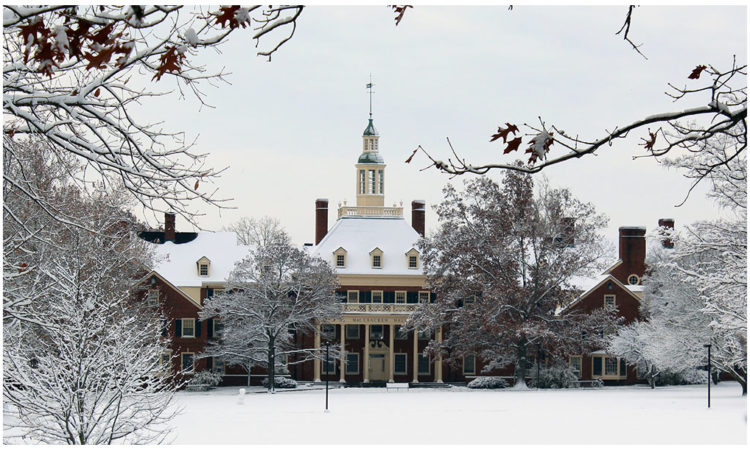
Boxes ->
[339,324,346,383]
[314,324,321,382]
[412,330,419,383]
[435,326,443,383]
[388,323,395,383]
[363,324,370,383]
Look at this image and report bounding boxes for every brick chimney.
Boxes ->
[613,226,646,281]
[315,199,328,245]
[164,212,176,242]
[411,200,425,237]
[658,218,675,248]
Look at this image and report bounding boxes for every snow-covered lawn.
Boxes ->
[169,382,746,445]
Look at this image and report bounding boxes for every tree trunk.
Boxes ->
[514,339,528,387]
[267,337,275,393]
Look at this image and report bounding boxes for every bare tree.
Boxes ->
[410,59,746,204]
[407,171,617,386]
[3,161,176,443]
[200,218,340,391]
[3,5,303,224]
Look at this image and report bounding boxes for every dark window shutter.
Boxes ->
[619,358,626,376]
[161,318,167,337]
[175,319,182,337]
[593,356,602,376]
[206,357,213,370]
[362,291,371,303]
[406,292,418,304]
[384,291,395,304]
[195,319,202,337]
[207,319,214,338]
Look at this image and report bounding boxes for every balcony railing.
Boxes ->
[337,206,403,218]
[342,303,417,314]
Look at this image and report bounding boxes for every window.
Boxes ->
[394,353,407,374]
[182,318,196,338]
[321,324,336,341]
[405,248,419,269]
[371,291,383,303]
[605,357,618,376]
[370,325,384,340]
[347,290,359,303]
[196,257,210,277]
[463,354,476,375]
[161,352,171,369]
[418,291,430,304]
[378,170,383,194]
[604,295,616,307]
[346,353,359,374]
[181,353,195,373]
[592,356,602,376]
[591,355,626,379]
[213,319,224,338]
[418,329,430,340]
[146,290,159,307]
[369,170,376,194]
[346,325,360,340]
[214,357,225,373]
[396,327,408,340]
[628,274,640,285]
[359,170,365,194]
[370,248,383,269]
[395,291,406,304]
[323,355,336,374]
[569,356,582,378]
[418,355,431,375]
[333,248,347,268]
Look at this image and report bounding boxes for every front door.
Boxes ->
[368,353,388,381]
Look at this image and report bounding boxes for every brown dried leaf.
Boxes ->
[490,122,519,143]
[688,65,707,80]
[405,147,419,163]
[504,137,522,154]
[391,5,412,26]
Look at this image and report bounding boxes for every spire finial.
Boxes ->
[366,74,374,119]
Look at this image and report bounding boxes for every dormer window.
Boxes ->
[405,248,419,269]
[196,256,210,277]
[370,248,383,269]
[333,247,347,268]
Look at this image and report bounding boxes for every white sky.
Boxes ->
[135,5,747,253]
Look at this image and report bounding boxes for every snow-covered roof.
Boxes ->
[151,232,248,287]
[312,216,423,275]
[626,284,644,293]
[568,274,609,293]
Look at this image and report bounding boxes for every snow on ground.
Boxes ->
[168,382,746,445]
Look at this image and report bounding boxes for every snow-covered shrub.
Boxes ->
[654,370,707,386]
[529,366,579,389]
[467,376,508,389]
[188,370,223,388]
[263,377,297,389]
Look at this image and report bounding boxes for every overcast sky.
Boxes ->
[135,5,747,253]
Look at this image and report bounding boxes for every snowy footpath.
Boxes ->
[168,382,746,445]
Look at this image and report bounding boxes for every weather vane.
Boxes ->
[366,74,374,118]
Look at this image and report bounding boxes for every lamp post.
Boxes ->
[324,340,330,413]
[704,343,711,408]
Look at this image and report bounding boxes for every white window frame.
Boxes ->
[370,248,383,270]
[182,318,196,338]
[321,324,336,341]
[146,290,159,307]
[394,353,408,375]
[395,291,407,304]
[213,319,224,338]
[346,352,360,375]
[333,248,347,268]
[347,290,359,304]
[336,254,345,268]
[604,295,616,307]
[569,355,582,378]
[371,290,383,304]
[405,248,420,270]
[213,356,225,373]
[627,274,640,285]
[418,291,430,304]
